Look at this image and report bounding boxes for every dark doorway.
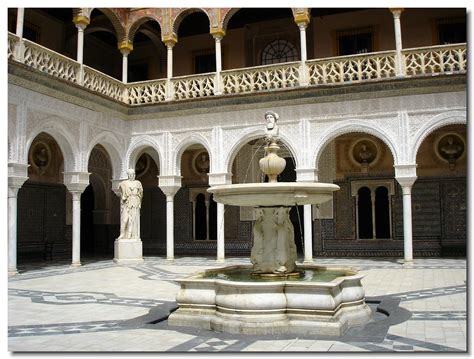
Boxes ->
[375,186,390,238]
[80,185,95,256]
[357,187,373,239]
[195,193,207,240]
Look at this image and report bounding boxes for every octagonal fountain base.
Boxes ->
[168,264,372,336]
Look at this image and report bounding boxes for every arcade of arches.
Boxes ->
[16,125,466,266]
[7,7,467,274]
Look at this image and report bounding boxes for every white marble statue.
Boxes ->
[118,169,143,240]
[264,111,279,142]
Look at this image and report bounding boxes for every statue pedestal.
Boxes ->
[113,238,144,265]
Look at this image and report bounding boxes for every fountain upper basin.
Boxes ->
[208,182,340,207]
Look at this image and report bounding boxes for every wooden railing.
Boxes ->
[8,32,466,106]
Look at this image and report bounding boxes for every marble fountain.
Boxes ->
[168,112,372,336]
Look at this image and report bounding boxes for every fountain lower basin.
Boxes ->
[168,264,372,336]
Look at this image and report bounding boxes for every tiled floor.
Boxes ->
[8,256,467,352]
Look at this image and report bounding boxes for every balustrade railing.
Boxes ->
[172,73,215,100]
[307,51,397,85]
[126,79,167,105]
[403,43,467,76]
[7,32,465,106]
[83,65,123,102]
[22,38,80,83]
[221,62,300,95]
[8,32,17,60]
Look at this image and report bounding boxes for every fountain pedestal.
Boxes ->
[168,112,371,335]
[251,207,297,274]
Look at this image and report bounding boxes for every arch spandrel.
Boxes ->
[86,131,126,180]
[25,119,80,173]
[223,126,301,175]
[410,111,467,164]
[86,8,127,42]
[172,132,213,175]
[171,8,212,37]
[127,14,163,43]
[312,120,400,169]
[124,135,164,178]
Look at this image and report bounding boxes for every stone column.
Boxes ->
[395,164,417,263]
[73,15,89,85]
[211,29,225,95]
[163,35,177,101]
[70,192,83,267]
[64,172,90,267]
[16,8,24,37]
[216,202,225,262]
[118,41,133,84]
[390,8,404,77]
[208,172,233,263]
[303,204,313,263]
[8,163,29,276]
[294,12,310,86]
[159,175,181,261]
[296,167,317,263]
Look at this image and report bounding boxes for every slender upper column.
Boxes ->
[163,35,177,101]
[8,163,29,276]
[16,8,25,37]
[72,16,90,64]
[211,28,225,95]
[64,172,90,268]
[118,41,133,84]
[294,10,310,86]
[159,175,182,261]
[390,8,404,77]
[395,164,417,263]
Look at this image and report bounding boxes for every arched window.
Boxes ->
[261,39,298,65]
[352,180,394,239]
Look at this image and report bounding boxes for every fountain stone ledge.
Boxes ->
[168,264,372,336]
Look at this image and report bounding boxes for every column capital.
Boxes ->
[393,163,417,186]
[163,34,178,47]
[63,171,90,193]
[210,27,226,40]
[294,13,310,27]
[8,162,29,189]
[118,41,133,54]
[73,15,90,28]
[208,172,232,186]
[159,175,181,196]
[389,8,404,17]
[394,164,417,187]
